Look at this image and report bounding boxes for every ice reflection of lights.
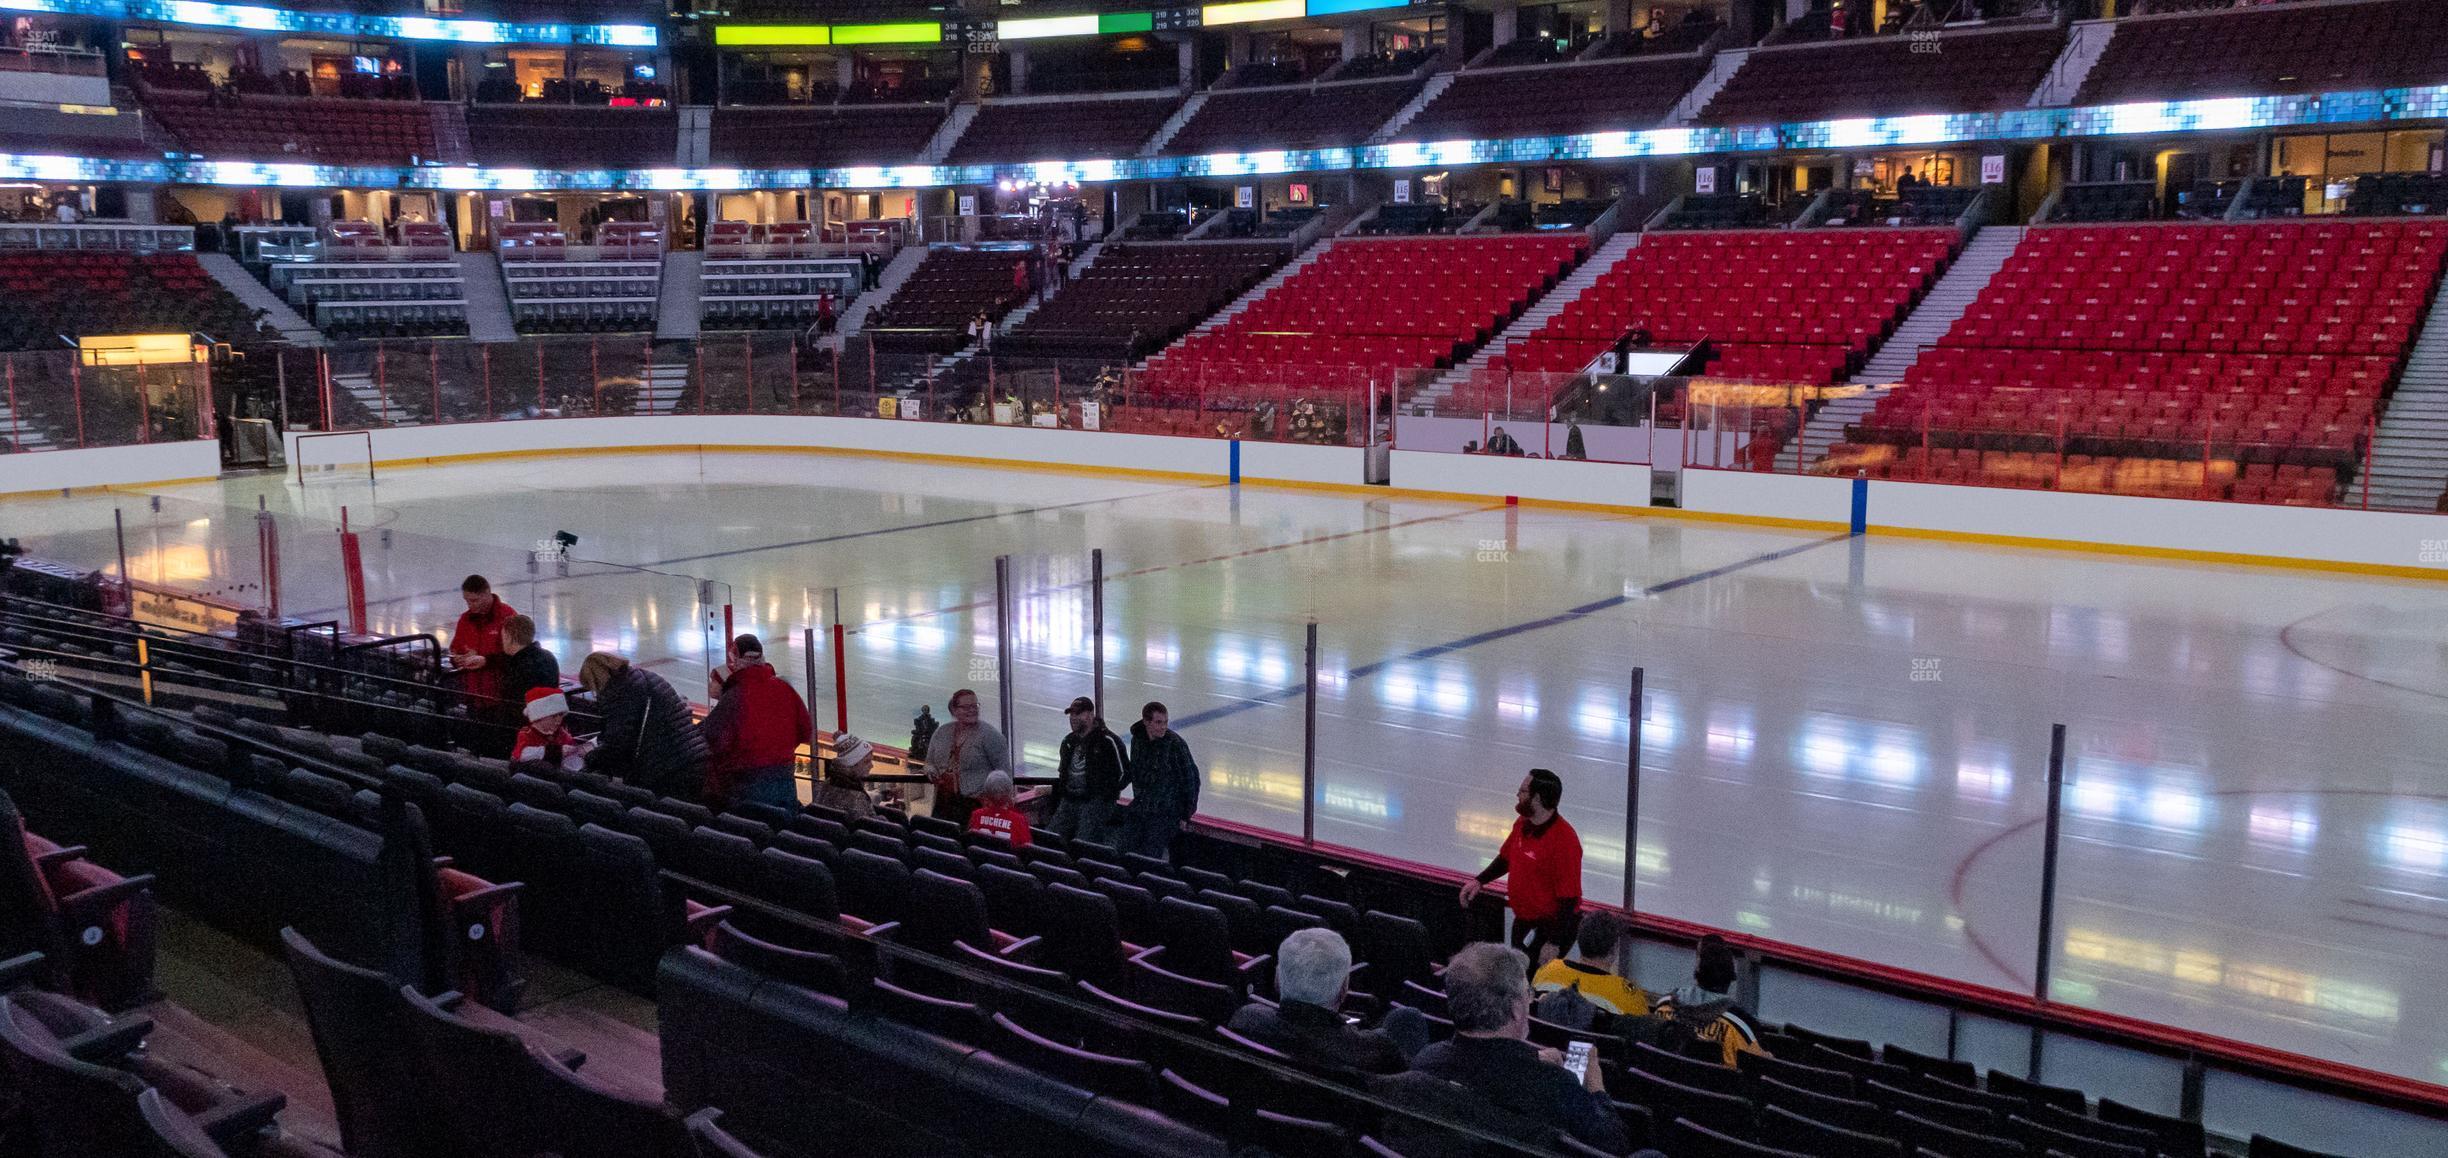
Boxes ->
[1703,707,1753,763]
[1787,884,1924,927]
[1430,674,1470,713]
[1573,691,1625,741]
[2144,785,2207,832]
[863,620,948,653]
[1144,638,1180,670]
[1955,756,2013,799]
[1497,691,1538,724]
[1381,672,1420,710]
[1455,811,1664,877]
[1321,782,1395,821]
[2063,927,2400,1024]
[2069,775,2127,819]
[2246,804,2317,849]
[1791,714,1922,785]
[2381,824,2448,873]
[1206,765,1301,803]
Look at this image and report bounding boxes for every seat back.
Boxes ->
[1752,1075,1886,1134]
[991,1011,1154,1100]
[280,927,446,1158]
[710,922,849,997]
[900,868,994,957]
[834,848,913,925]
[1667,1117,1815,1158]
[136,1087,235,1158]
[1759,1103,1905,1158]
[752,847,839,922]
[1149,897,1235,983]
[2096,1097,2207,1157]
[1039,883,1125,986]
[1985,1068,2085,1113]
[973,862,1046,937]
[1354,911,1433,997]
[0,992,154,1156]
[1738,1051,1855,1099]
[1196,888,1270,956]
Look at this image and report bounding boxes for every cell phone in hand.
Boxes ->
[1561,1040,1594,1082]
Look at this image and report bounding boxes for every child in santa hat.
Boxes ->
[511,687,594,772]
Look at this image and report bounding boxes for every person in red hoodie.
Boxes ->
[1460,768,1584,969]
[510,687,594,773]
[699,634,812,810]
[966,770,1032,849]
[447,575,516,720]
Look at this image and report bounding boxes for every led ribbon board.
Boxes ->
[0,0,656,46]
[5,85,2441,191]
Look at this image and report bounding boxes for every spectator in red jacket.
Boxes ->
[1460,768,1584,969]
[966,770,1032,849]
[699,634,812,810]
[448,575,515,716]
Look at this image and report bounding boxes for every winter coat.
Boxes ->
[1051,720,1129,808]
[700,663,812,791]
[449,597,516,704]
[1124,721,1199,821]
[583,665,709,800]
[499,643,560,710]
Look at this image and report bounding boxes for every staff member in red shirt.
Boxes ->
[448,575,516,720]
[1460,768,1584,968]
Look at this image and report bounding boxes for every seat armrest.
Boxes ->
[33,845,90,873]
[0,951,45,989]
[996,935,1042,964]
[1234,954,1272,983]
[57,873,157,923]
[192,1091,287,1144]
[61,1016,155,1064]
[679,903,732,943]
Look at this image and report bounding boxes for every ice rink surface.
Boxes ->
[16,449,2448,1084]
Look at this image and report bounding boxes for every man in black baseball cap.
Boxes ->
[1049,695,1128,843]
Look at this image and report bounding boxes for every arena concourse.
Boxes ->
[4,1,2448,1156]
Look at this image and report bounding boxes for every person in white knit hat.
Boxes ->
[813,732,877,821]
[510,687,594,773]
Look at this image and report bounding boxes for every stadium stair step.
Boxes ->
[1175,238,1335,339]
[836,245,929,343]
[0,401,56,451]
[2029,19,2117,107]
[1369,71,1456,143]
[195,252,324,346]
[454,252,521,343]
[1668,47,1748,123]
[1140,92,1210,157]
[1410,231,1642,413]
[333,371,418,427]
[1848,226,2024,387]
[998,233,1119,335]
[634,363,691,415]
[920,102,980,165]
[654,250,703,342]
[2363,278,2448,508]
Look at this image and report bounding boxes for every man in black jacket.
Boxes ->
[1404,942,1628,1154]
[1228,928,1428,1076]
[1048,696,1128,843]
[496,614,560,720]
